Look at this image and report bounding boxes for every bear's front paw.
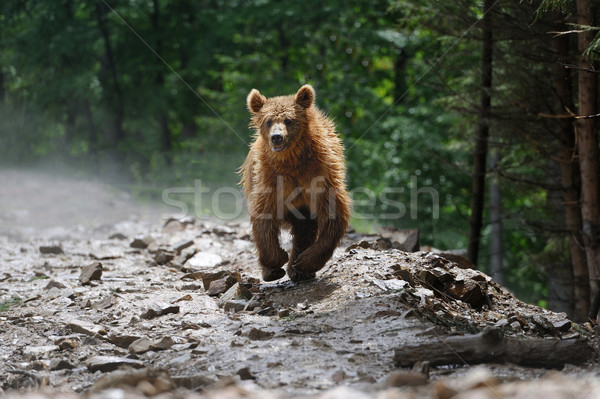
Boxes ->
[287,264,316,283]
[287,254,316,282]
[260,248,289,270]
[261,267,286,282]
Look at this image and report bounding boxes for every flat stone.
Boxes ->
[79,262,103,285]
[67,319,107,336]
[223,299,250,313]
[107,332,142,349]
[129,336,174,354]
[212,225,234,236]
[185,252,223,268]
[207,276,238,296]
[552,318,572,332]
[173,239,194,253]
[40,245,64,255]
[50,358,75,370]
[87,356,145,373]
[44,280,67,290]
[219,282,252,305]
[130,235,156,249]
[140,304,180,320]
[152,336,174,350]
[154,248,176,265]
[244,327,274,341]
[199,271,234,290]
[371,279,408,292]
[532,314,555,334]
[128,337,153,354]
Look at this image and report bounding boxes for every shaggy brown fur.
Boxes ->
[240,85,352,282]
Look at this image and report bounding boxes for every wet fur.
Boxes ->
[240,85,351,282]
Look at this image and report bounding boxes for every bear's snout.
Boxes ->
[270,124,287,151]
[271,133,284,145]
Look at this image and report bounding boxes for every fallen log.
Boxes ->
[394,327,592,368]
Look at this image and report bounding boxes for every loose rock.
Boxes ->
[67,319,107,337]
[44,280,67,290]
[140,304,180,320]
[244,327,275,341]
[173,239,194,253]
[207,276,238,296]
[39,245,64,255]
[79,262,103,285]
[107,332,143,349]
[87,356,145,373]
[236,367,255,380]
[130,235,156,249]
[185,252,223,268]
[49,358,75,371]
[154,248,176,265]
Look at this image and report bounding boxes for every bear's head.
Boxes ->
[247,85,315,153]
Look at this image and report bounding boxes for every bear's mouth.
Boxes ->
[271,143,287,152]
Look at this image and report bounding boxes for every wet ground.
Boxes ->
[1,169,599,399]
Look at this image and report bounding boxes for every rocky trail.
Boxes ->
[1,169,600,399]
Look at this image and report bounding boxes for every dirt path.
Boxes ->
[1,169,599,398]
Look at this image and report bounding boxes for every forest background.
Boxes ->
[1,0,599,322]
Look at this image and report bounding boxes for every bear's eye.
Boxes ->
[265,119,273,128]
[284,118,292,126]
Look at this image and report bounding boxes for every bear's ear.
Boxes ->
[295,84,315,109]
[247,89,266,114]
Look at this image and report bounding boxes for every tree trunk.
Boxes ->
[64,107,76,155]
[393,327,592,369]
[550,21,589,322]
[394,49,409,104]
[151,0,172,160]
[84,100,98,154]
[489,151,503,284]
[95,0,125,146]
[467,0,493,265]
[575,0,600,320]
[0,24,5,106]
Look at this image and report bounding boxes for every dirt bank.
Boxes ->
[0,169,599,399]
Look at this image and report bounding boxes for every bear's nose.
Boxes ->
[271,133,284,145]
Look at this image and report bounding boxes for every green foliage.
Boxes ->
[0,295,21,312]
[536,0,573,14]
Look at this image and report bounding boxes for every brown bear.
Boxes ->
[240,84,352,282]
